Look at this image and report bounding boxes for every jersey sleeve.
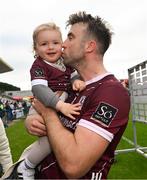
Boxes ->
[30,60,48,86]
[78,82,130,142]
[30,60,60,108]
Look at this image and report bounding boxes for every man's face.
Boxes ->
[62,23,87,67]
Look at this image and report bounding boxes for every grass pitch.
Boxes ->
[5,117,147,179]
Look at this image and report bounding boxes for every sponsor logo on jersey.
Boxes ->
[91,102,118,127]
[60,116,77,130]
[34,68,44,78]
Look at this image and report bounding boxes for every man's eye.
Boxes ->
[68,36,72,40]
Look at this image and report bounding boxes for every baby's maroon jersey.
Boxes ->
[30,57,74,92]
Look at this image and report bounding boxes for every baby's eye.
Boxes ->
[41,42,47,46]
[54,41,60,44]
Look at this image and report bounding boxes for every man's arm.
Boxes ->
[32,99,110,178]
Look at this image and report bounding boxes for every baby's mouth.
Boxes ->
[47,52,56,56]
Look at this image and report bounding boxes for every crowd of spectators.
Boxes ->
[0,98,31,127]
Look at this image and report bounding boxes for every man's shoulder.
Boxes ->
[98,75,126,92]
[100,74,119,84]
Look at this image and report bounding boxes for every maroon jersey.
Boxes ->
[30,57,74,92]
[35,74,130,179]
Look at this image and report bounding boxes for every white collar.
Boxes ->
[85,72,113,85]
[43,59,66,72]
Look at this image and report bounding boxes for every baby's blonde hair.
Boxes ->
[33,22,62,51]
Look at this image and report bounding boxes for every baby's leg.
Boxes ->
[27,106,51,165]
[27,136,51,165]
[16,107,51,179]
[16,136,51,179]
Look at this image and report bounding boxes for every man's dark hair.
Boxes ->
[66,11,113,55]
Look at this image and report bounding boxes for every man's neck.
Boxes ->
[80,68,108,81]
[77,55,108,81]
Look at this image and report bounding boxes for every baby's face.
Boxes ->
[35,29,62,63]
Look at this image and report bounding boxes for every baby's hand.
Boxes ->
[72,79,86,92]
[56,100,81,120]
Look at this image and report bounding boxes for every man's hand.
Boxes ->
[25,113,47,136]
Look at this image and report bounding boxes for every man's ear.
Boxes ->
[85,40,96,53]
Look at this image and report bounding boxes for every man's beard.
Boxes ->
[64,51,84,65]
[63,55,74,66]
[64,57,80,69]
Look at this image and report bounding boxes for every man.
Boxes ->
[7,11,130,179]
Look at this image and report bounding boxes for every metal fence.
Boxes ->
[116,60,147,158]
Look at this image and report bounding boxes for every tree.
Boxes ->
[0,82,20,93]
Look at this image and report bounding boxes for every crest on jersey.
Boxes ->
[34,68,44,78]
[91,102,118,127]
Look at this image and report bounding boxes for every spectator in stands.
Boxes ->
[22,101,28,116]
[0,100,5,120]
[0,100,7,128]
[5,101,13,123]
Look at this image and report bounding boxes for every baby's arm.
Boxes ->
[32,85,81,119]
[32,85,59,108]
[70,70,86,92]
[72,79,86,92]
[70,72,86,91]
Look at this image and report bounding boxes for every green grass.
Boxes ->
[108,120,147,179]
[5,117,147,179]
[5,119,37,162]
